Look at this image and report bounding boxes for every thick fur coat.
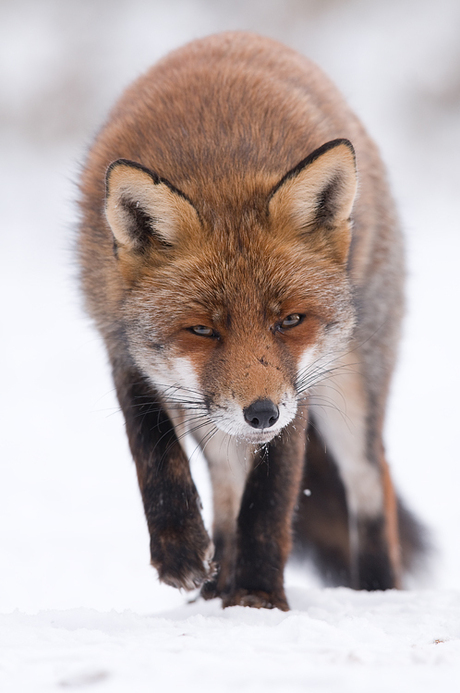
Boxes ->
[78,32,424,610]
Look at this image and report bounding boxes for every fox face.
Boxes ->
[105,140,357,443]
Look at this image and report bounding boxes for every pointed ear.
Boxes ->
[268,139,357,262]
[105,159,201,255]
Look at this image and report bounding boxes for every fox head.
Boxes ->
[104,140,357,443]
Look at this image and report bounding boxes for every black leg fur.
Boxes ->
[112,353,215,591]
[224,421,306,610]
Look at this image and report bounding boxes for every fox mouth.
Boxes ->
[204,395,298,444]
[240,429,282,445]
[212,420,283,445]
[210,408,294,444]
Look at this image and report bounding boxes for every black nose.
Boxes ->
[243,399,280,429]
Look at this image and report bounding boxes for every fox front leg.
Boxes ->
[224,413,307,611]
[113,360,215,590]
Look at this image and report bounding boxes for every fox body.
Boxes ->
[78,32,424,610]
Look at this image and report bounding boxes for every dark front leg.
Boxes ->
[113,361,215,590]
[224,415,307,611]
[201,530,236,600]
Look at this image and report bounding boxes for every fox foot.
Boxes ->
[200,577,223,601]
[151,534,216,591]
[223,588,289,611]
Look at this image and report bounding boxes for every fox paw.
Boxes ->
[200,563,234,601]
[151,534,217,591]
[200,576,221,601]
[223,588,289,611]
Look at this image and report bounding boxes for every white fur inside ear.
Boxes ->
[269,142,357,232]
[105,161,199,251]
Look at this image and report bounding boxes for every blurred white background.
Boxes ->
[1,0,459,615]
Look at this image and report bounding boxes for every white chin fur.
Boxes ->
[210,397,297,443]
[146,355,298,443]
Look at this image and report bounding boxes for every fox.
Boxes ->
[78,31,425,610]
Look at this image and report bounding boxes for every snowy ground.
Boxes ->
[1,0,460,691]
[2,590,460,693]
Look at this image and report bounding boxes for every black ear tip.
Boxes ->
[338,139,356,164]
[303,139,356,169]
[106,158,134,180]
[321,139,356,166]
[269,139,356,201]
[105,159,160,188]
[335,138,354,152]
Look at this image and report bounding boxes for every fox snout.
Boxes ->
[209,395,296,443]
[243,398,280,430]
[205,372,298,443]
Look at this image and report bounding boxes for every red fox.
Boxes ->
[78,32,425,610]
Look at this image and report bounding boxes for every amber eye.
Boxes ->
[190,325,215,337]
[280,313,303,329]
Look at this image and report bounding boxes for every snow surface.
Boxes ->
[2,590,460,693]
[1,0,460,691]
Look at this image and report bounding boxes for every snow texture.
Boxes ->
[1,1,460,691]
[2,590,460,693]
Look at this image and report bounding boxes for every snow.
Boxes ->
[2,591,460,692]
[1,0,460,691]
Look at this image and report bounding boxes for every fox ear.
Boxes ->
[268,139,357,261]
[105,159,200,254]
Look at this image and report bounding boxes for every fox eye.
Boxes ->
[280,313,303,329]
[190,325,217,338]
